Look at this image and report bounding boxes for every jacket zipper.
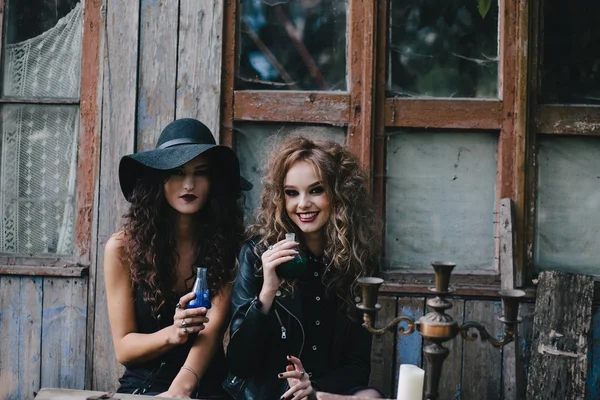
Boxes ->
[274,309,287,339]
[275,300,305,396]
[275,299,305,359]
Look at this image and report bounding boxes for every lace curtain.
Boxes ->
[0,3,82,255]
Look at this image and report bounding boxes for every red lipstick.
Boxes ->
[180,194,198,202]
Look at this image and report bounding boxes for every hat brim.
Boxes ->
[119,144,252,201]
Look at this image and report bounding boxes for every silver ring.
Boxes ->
[268,245,274,250]
[181,319,188,328]
[183,326,188,334]
[175,303,181,309]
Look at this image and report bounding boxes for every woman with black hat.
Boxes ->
[104,118,250,398]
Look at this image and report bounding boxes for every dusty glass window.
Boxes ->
[540,0,600,104]
[0,0,82,256]
[237,0,348,91]
[535,136,600,275]
[388,0,499,98]
[384,131,498,271]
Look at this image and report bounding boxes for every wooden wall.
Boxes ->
[0,276,87,399]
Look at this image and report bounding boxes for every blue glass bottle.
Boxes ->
[187,267,212,309]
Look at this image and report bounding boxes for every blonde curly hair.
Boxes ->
[249,133,380,313]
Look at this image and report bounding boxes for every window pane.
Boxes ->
[388,0,499,98]
[2,0,82,98]
[535,136,600,275]
[237,0,347,91]
[0,104,79,255]
[385,131,498,271]
[540,0,600,104]
[234,122,345,217]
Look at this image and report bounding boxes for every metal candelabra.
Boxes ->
[356,261,525,400]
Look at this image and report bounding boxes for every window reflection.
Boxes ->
[541,0,600,104]
[238,0,348,91]
[388,0,499,98]
[5,0,80,43]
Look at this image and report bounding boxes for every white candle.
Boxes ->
[397,364,425,400]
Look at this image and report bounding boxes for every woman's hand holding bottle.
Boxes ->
[258,239,299,313]
[169,292,209,345]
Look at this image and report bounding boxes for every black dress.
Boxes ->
[116,286,231,399]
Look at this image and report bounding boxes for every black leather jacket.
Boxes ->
[223,239,372,400]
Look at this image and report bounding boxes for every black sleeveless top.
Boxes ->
[117,285,230,398]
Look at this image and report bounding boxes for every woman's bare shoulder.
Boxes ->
[104,231,128,262]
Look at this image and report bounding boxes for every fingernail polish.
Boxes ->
[278,373,283,378]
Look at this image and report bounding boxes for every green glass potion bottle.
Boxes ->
[276,233,307,279]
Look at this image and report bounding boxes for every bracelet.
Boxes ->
[180,365,199,382]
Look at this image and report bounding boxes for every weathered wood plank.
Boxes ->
[35,388,171,400]
[518,301,536,365]
[372,0,388,221]
[378,275,512,299]
[498,0,529,287]
[586,305,600,400]
[347,0,376,168]
[498,197,521,400]
[233,91,350,125]
[219,0,237,147]
[176,0,223,138]
[0,265,88,277]
[511,0,530,286]
[502,300,533,400]
[430,299,464,400]
[83,0,105,388]
[40,278,87,389]
[137,0,178,151]
[0,276,43,400]
[526,271,594,400]
[75,0,102,264]
[499,198,516,289]
[384,99,502,129]
[461,300,503,400]
[395,297,425,398]
[524,0,541,279]
[536,105,600,135]
[93,0,140,390]
[369,296,397,398]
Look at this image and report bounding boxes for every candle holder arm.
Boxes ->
[361,313,417,336]
[458,321,514,348]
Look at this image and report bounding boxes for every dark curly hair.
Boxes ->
[122,161,244,315]
[250,134,380,313]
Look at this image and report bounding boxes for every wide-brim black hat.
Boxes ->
[119,118,252,201]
